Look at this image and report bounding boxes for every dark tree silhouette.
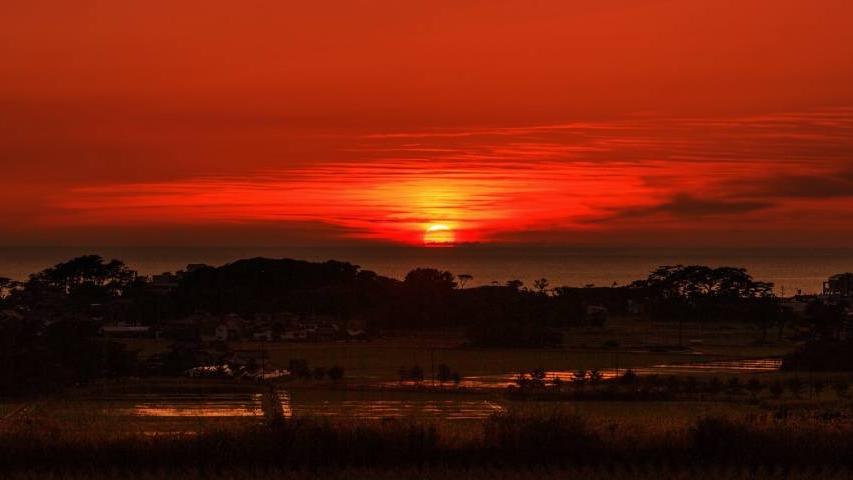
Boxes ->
[805,301,847,340]
[631,264,775,323]
[506,279,524,291]
[437,364,452,383]
[31,255,136,295]
[327,365,344,382]
[409,364,425,383]
[404,268,457,291]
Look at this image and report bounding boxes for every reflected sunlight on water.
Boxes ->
[101,393,264,418]
[392,358,784,389]
[90,358,781,425]
[278,390,503,420]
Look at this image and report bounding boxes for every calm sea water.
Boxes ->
[1,246,852,295]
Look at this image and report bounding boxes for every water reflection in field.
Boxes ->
[410,358,784,389]
[279,390,503,420]
[96,391,504,423]
[106,393,264,417]
[87,358,780,427]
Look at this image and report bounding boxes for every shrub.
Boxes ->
[409,365,424,383]
[813,379,826,398]
[727,377,742,394]
[833,380,849,399]
[551,376,564,389]
[746,377,763,398]
[770,380,784,398]
[788,377,804,398]
[327,365,344,382]
[706,377,723,395]
[683,376,698,394]
[620,369,638,384]
[782,340,853,371]
[436,364,452,383]
[288,359,310,379]
[588,369,603,384]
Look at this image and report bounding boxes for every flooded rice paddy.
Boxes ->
[394,357,783,389]
[81,389,505,427]
[278,390,504,420]
[29,357,779,432]
[112,393,264,417]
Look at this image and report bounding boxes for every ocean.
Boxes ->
[1,246,852,295]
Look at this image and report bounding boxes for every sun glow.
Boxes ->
[423,224,455,246]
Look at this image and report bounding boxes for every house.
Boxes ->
[214,324,229,341]
[585,305,608,325]
[151,272,179,288]
[316,322,340,339]
[189,313,245,342]
[281,329,308,341]
[823,273,853,297]
[346,328,369,341]
[626,299,644,315]
[253,329,274,342]
[221,313,246,340]
[101,324,152,338]
[781,298,811,316]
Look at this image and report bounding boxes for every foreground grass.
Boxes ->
[1,466,852,480]
[2,411,853,473]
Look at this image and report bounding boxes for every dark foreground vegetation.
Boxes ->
[1,412,853,473]
[0,468,849,480]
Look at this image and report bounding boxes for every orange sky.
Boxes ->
[2,0,853,246]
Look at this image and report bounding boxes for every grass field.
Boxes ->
[271,317,795,375]
[123,318,800,383]
[151,318,797,381]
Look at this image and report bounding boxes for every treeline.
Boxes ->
[170,260,607,334]
[1,257,794,344]
[0,255,833,393]
[2,257,804,330]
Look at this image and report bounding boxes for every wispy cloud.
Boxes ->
[47,108,853,244]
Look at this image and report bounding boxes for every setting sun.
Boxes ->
[423,224,455,246]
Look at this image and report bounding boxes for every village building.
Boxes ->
[823,273,853,297]
[100,323,153,338]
